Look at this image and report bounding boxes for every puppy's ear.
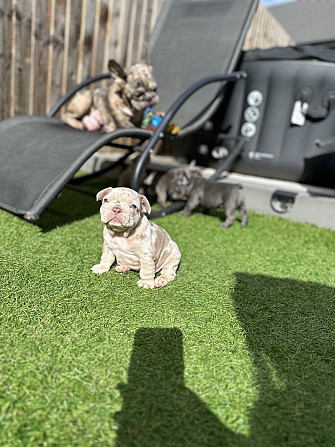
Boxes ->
[183,170,192,183]
[108,60,127,80]
[96,187,113,201]
[139,194,151,214]
[189,159,202,175]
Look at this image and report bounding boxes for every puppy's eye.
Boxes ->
[176,178,187,186]
[103,198,109,203]
[130,204,137,209]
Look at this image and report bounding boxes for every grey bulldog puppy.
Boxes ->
[62,60,159,132]
[170,171,248,228]
[91,187,181,288]
[155,161,202,207]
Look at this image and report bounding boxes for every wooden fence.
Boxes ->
[243,1,294,52]
[0,0,294,120]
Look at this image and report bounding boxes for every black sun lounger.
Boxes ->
[0,0,258,221]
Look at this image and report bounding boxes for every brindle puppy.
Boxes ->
[62,60,159,132]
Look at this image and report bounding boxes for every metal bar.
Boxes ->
[210,137,247,181]
[47,73,111,117]
[69,150,133,184]
[130,71,247,191]
[149,201,186,219]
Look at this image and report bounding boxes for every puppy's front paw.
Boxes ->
[178,209,192,217]
[154,276,169,288]
[91,263,111,274]
[137,279,155,289]
[219,220,233,228]
[103,122,117,133]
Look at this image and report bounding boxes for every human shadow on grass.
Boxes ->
[114,327,246,447]
[232,274,335,446]
[115,277,335,446]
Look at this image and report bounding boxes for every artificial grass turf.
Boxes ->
[0,185,334,446]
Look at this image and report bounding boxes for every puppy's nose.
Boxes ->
[112,206,122,214]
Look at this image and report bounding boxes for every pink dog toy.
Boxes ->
[82,110,104,131]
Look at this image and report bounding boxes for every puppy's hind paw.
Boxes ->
[137,279,155,289]
[115,265,130,273]
[91,263,111,274]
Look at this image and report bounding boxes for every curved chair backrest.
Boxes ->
[148,0,258,128]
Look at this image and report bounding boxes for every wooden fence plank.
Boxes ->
[135,0,146,62]
[102,0,114,75]
[32,0,50,115]
[64,0,83,92]
[116,0,132,67]
[243,2,295,50]
[28,0,36,114]
[0,0,12,119]
[81,0,98,81]
[106,0,121,62]
[125,0,137,67]
[14,0,32,115]
[90,0,100,76]
[76,0,87,83]
[45,0,55,112]
[95,0,109,74]
[49,0,67,111]
[9,0,16,117]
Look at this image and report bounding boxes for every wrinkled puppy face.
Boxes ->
[108,59,159,112]
[124,64,159,112]
[170,180,190,201]
[97,187,151,233]
[169,170,201,200]
[108,60,158,112]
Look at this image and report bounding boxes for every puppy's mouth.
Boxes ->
[110,214,123,223]
[130,93,159,111]
[106,216,126,227]
[103,213,134,231]
[105,220,131,234]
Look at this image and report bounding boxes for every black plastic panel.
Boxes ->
[220,58,335,187]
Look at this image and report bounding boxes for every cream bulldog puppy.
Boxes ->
[91,187,181,288]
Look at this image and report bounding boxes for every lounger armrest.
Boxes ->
[47,74,112,117]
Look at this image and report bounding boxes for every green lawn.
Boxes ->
[1,181,334,446]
